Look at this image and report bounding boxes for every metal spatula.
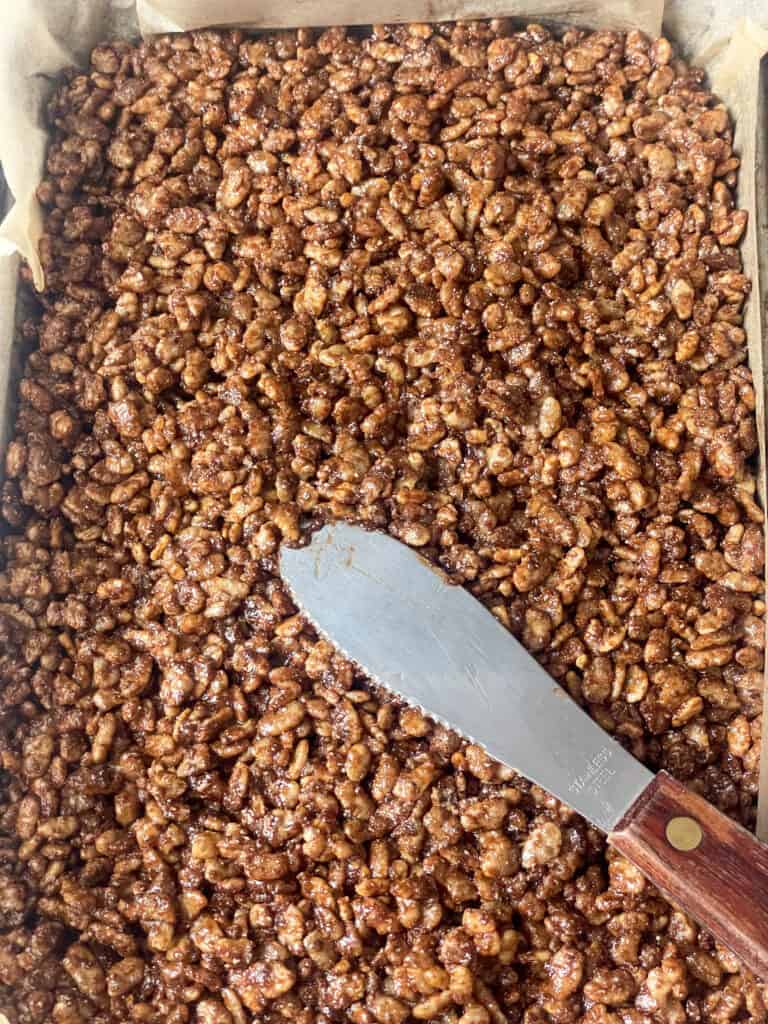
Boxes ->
[281,522,768,979]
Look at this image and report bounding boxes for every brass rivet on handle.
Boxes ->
[666,816,703,852]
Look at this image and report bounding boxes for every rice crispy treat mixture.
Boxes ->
[0,20,765,1024]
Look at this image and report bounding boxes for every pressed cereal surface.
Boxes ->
[0,20,765,1024]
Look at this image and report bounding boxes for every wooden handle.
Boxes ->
[610,771,768,979]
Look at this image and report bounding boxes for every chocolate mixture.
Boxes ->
[0,21,765,1024]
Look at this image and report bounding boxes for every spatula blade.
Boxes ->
[280,522,653,832]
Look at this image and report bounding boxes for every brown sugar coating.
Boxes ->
[0,20,765,1024]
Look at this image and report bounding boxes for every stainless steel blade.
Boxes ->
[280,522,653,832]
